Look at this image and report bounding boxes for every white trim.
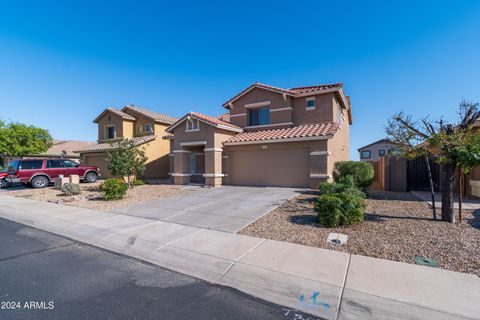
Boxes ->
[204,147,223,152]
[230,113,246,118]
[270,107,293,112]
[223,85,295,108]
[185,118,200,131]
[244,122,294,129]
[310,151,331,156]
[224,135,332,146]
[222,155,228,159]
[203,173,225,178]
[310,174,331,179]
[195,152,205,156]
[171,173,192,177]
[244,100,271,109]
[180,141,207,147]
[169,153,174,157]
[166,114,243,133]
[191,173,204,176]
[185,128,200,132]
[173,150,191,153]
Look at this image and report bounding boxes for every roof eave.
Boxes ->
[222,84,295,109]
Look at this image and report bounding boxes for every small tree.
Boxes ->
[386,100,480,223]
[106,139,148,187]
[386,114,438,220]
[0,121,53,157]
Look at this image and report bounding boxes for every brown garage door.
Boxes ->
[83,154,111,178]
[228,147,309,187]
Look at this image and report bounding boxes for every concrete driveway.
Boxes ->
[112,186,302,232]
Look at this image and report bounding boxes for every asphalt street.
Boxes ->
[0,217,319,320]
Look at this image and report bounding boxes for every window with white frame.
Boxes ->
[186,118,199,131]
[145,123,153,133]
[306,97,315,110]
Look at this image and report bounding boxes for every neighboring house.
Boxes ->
[165,82,352,188]
[358,139,398,161]
[74,105,177,179]
[1,140,96,166]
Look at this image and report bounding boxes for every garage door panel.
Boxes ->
[229,147,309,187]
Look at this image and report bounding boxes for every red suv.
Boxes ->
[3,158,100,188]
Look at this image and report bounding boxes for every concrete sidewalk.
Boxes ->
[412,191,480,210]
[0,194,478,320]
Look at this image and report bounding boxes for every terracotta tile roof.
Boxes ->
[216,113,230,122]
[224,122,339,144]
[190,112,242,131]
[122,105,178,125]
[166,111,242,133]
[222,82,344,107]
[43,140,96,157]
[74,135,156,153]
[94,108,136,123]
[288,83,343,94]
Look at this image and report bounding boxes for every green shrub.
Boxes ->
[315,177,366,227]
[61,183,81,196]
[333,161,374,189]
[99,179,128,200]
[336,192,365,225]
[315,194,343,228]
[132,179,145,186]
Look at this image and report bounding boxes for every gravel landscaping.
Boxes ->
[239,190,480,276]
[6,181,198,212]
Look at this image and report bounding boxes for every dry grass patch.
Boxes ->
[7,181,197,212]
[239,191,480,276]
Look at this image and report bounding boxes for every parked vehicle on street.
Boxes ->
[0,168,10,188]
[4,158,100,188]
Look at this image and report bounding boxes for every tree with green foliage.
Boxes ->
[332,161,374,190]
[0,121,53,157]
[106,139,148,187]
[386,100,480,223]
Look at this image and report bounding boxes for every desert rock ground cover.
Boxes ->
[6,181,197,212]
[239,190,480,276]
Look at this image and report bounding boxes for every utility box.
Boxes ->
[54,177,70,189]
[69,175,80,184]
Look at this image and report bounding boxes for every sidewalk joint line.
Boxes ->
[217,238,267,282]
[336,253,351,320]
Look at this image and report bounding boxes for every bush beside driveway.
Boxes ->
[239,190,480,276]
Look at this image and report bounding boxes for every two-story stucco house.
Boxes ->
[166,82,352,188]
[75,105,177,178]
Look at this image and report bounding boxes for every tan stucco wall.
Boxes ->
[292,92,336,125]
[226,88,345,130]
[96,112,133,141]
[228,87,293,128]
[170,119,236,186]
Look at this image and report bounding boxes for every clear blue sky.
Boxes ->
[1,0,479,160]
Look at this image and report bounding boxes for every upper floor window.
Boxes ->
[249,107,269,126]
[186,118,199,131]
[379,149,385,157]
[106,126,116,139]
[306,97,315,110]
[145,123,153,133]
[360,150,371,159]
[137,125,143,134]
